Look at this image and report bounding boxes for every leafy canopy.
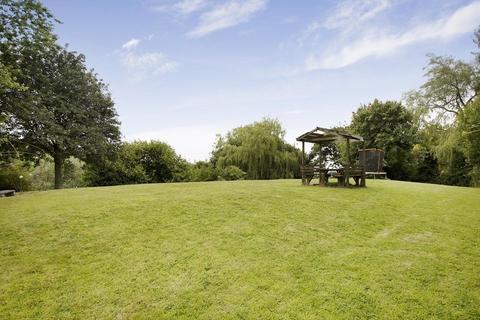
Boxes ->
[1,1,121,188]
[350,100,417,180]
[212,118,300,179]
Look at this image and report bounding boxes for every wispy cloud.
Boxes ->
[301,0,391,43]
[122,38,141,50]
[305,1,480,70]
[121,52,177,75]
[187,0,267,38]
[153,0,209,14]
[174,0,209,14]
[324,0,391,30]
[119,37,177,78]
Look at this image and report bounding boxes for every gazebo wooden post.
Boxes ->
[301,141,305,185]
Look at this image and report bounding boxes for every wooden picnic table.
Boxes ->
[301,166,365,187]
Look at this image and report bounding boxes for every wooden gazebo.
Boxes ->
[296,127,366,187]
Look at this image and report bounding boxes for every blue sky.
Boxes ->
[43,0,480,161]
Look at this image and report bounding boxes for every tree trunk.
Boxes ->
[54,152,64,189]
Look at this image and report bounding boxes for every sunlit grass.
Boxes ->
[1,180,479,319]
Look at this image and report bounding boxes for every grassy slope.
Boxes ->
[0,180,479,319]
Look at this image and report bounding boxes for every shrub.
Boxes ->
[221,165,246,180]
[190,161,222,182]
[84,141,190,186]
[31,158,54,190]
[0,159,32,191]
[30,157,87,190]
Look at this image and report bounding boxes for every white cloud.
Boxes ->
[301,0,391,42]
[122,52,177,75]
[119,37,177,78]
[174,0,209,14]
[306,1,480,70]
[152,0,209,15]
[122,38,141,50]
[324,0,391,30]
[187,0,267,37]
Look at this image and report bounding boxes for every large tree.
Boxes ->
[350,100,417,180]
[3,46,121,188]
[0,0,57,97]
[406,27,480,122]
[1,0,58,163]
[403,27,480,186]
[212,118,300,179]
[1,1,120,188]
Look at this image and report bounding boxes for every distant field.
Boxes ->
[1,180,479,319]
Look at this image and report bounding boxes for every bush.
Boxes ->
[221,165,246,180]
[189,162,246,182]
[30,157,86,190]
[85,141,190,186]
[62,157,87,188]
[30,158,54,190]
[0,160,32,191]
[190,161,222,182]
[410,144,439,183]
[458,98,480,186]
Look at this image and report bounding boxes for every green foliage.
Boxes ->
[0,0,57,165]
[123,141,184,183]
[405,54,479,122]
[3,46,121,188]
[350,100,416,180]
[189,162,245,182]
[458,98,480,186]
[30,158,55,190]
[430,127,471,186]
[221,165,246,180]
[0,159,32,191]
[410,144,439,183]
[1,1,120,188]
[61,157,86,188]
[189,161,222,182]
[402,28,480,187]
[85,141,189,186]
[0,0,57,96]
[307,142,341,168]
[6,156,87,191]
[213,118,300,179]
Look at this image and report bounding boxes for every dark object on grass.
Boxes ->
[0,190,16,197]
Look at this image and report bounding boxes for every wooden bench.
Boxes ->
[336,168,365,187]
[0,190,15,197]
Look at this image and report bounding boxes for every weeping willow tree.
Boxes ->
[212,118,300,179]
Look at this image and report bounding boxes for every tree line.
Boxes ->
[1,1,479,190]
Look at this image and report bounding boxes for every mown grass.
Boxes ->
[1,179,479,319]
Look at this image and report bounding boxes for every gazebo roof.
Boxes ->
[296,127,363,143]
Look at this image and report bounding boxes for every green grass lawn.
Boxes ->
[1,180,479,319]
